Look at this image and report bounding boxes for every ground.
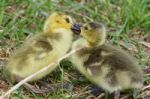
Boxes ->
[0,0,150,99]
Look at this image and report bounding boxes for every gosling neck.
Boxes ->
[97,32,106,46]
[88,29,106,47]
[53,28,73,44]
[43,27,57,35]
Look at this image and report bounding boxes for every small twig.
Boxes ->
[0,47,83,99]
[144,73,150,76]
[23,82,51,94]
[97,93,105,99]
[141,85,150,91]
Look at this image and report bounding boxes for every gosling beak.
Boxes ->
[71,23,82,35]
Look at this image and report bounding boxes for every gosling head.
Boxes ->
[43,12,75,33]
[72,22,106,47]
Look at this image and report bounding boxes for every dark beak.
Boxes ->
[71,23,82,35]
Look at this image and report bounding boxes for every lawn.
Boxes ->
[0,0,150,99]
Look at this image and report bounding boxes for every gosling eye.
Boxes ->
[65,17,70,23]
[84,26,89,30]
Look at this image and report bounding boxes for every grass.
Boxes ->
[0,0,150,98]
